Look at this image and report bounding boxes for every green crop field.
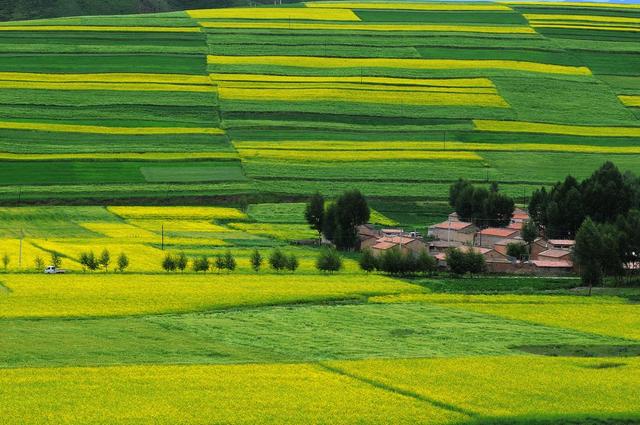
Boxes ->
[1,1,640,423]
[0,0,637,227]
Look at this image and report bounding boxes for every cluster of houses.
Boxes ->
[358,208,576,276]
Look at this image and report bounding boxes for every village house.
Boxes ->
[537,249,573,263]
[428,220,477,244]
[428,240,462,255]
[548,239,576,250]
[530,260,574,276]
[476,227,520,248]
[511,208,530,224]
[370,235,427,257]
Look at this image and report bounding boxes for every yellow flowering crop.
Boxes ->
[237,148,482,161]
[79,222,160,241]
[208,55,592,76]
[620,95,640,107]
[0,238,51,271]
[0,121,224,135]
[200,21,536,34]
[211,73,496,87]
[306,2,513,11]
[218,86,508,107]
[0,25,201,32]
[474,119,640,137]
[189,7,360,21]
[0,72,211,85]
[524,13,640,24]
[217,81,498,94]
[0,273,421,318]
[0,363,457,425]
[330,356,640,418]
[108,206,247,220]
[128,219,232,233]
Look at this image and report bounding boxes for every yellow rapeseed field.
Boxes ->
[218,86,508,107]
[330,356,640,417]
[234,140,640,154]
[217,81,498,94]
[0,273,422,318]
[208,55,592,76]
[79,222,160,241]
[211,73,496,87]
[619,95,640,107]
[189,7,360,21]
[199,21,536,33]
[0,80,216,92]
[0,363,458,425]
[306,2,513,11]
[108,206,247,220]
[128,219,232,233]
[0,72,212,85]
[474,119,640,137]
[0,25,201,32]
[0,121,224,135]
[237,149,483,161]
[0,238,51,271]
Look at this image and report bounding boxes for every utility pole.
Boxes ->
[161,224,164,251]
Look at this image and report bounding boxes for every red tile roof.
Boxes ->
[512,213,530,220]
[432,221,474,231]
[539,249,572,259]
[548,239,575,247]
[531,260,573,268]
[478,228,519,238]
[372,241,397,251]
[381,236,422,245]
[459,246,492,255]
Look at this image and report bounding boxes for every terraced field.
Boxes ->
[0,1,638,228]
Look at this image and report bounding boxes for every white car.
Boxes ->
[44,266,66,274]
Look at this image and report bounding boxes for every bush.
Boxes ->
[79,251,98,272]
[250,249,263,272]
[446,248,487,277]
[1,253,9,271]
[192,256,210,273]
[378,248,404,275]
[506,243,527,260]
[176,252,188,272]
[99,249,111,272]
[50,252,62,269]
[415,249,437,275]
[286,254,299,273]
[34,256,44,272]
[269,248,288,271]
[224,250,236,272]
[316,247,342,272]
[359,249,378,273]
[214,254,226,273]
[162,253,177,272]
[117,252,129,273]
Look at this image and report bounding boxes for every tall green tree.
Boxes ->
[574,218,605,295]
[305,192,325,240]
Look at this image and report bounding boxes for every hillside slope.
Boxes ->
[0,0,296,22]
[0,1,638,223]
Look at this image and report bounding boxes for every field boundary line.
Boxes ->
[315,362,478,418]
